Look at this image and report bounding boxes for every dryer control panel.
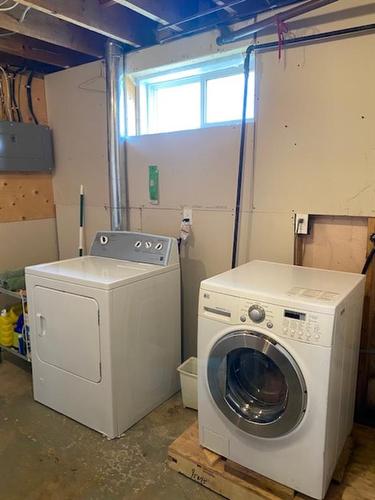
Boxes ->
[90,231,178,266]
[199,290,336,347]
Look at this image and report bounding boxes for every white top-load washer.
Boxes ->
[198,260,365,499]
[26,231,180,439]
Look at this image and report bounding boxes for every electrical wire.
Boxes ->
[0,80,5,120]
[0,2,19,11]
[9,70,15,120]
[0,66,12,120]
[19,5,31,23]
[10,70,21,121]
[16,69,24,122]
[26,71,38,124]
[0,3,30,37]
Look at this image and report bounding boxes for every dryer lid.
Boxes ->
[25,256,168,290]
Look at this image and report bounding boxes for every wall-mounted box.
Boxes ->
[0,121,54,172]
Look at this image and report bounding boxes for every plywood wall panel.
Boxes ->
[301,216,368,273]
[0,172,54,222]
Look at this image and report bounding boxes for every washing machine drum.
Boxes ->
[207,331,307,438]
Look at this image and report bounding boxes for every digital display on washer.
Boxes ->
[284,310,306,321]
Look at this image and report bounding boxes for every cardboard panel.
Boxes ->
[0,218,58,271]
[253,33,375,215]
[127,124,254,210]
[55,204,110,260]
[140,208,234,358]
[45,61,109,208]
[248,211,295,264]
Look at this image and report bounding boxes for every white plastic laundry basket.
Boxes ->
[177,356,198,410]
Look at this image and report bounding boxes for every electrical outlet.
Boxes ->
[295,214,309,235]
[183,207,192,225]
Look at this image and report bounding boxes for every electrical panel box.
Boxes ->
[0,121,54,172]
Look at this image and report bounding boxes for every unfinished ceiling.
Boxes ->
[0,0,305,73]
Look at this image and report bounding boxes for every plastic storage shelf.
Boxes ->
[0,286,31,363]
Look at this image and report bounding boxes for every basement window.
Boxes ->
[133,54,255,136]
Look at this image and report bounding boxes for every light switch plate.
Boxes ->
[295,214,309,234]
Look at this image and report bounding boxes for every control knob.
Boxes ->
[248,305,265,323]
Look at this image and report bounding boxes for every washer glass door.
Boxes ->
[207,331,307,438]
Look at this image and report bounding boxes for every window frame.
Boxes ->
[135,60,254,136]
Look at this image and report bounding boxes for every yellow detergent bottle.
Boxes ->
[0,309,14,347]
[9,304,22,324]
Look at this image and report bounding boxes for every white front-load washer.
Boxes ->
[198,260,365,499]
[26,231,181,438]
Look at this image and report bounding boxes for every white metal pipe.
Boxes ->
[217,0,338,45]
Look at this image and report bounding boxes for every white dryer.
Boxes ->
[198,260,365,499]
[26,231,180,439]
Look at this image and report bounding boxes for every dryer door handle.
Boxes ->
[36,313,46,337]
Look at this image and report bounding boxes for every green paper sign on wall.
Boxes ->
[149,165,159,205]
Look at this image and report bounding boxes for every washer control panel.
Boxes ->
[248,305,266,323]
[199,290,335,347]
[90,231,174,266]
[282,314,322,343]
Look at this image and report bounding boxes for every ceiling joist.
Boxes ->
[0,34,90,68]
[0,11,105,57]
[108,0,190,27]
[15,0,156,47]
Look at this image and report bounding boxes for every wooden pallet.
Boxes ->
[167,421,354,500]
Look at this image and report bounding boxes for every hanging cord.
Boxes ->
[231,45,252,269]
[362,233,375,275]
[26,71,38,124]
[276,14,289,60]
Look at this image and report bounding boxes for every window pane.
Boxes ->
[206,72,255,124]
[149,81,201,134]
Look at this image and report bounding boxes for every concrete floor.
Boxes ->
[0,354,219,500]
